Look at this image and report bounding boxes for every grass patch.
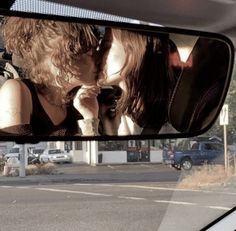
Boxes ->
[1,162,58,176]
[178,165,235,189]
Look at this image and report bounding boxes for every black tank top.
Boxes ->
[22,79,81,136]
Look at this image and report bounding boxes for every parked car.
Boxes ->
[163,141,225,170]
[3,146,20,160]
[39,149,72,164]
[1,1,236,230]
[4,146,41,164]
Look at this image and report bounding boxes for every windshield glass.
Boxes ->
[48,149,63,154]
[33,149,44,154]
[0,5,235,231]
[0,64,235,229]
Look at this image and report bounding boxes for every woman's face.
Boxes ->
[50,50,97,91]
[69,50,98,86]
[98,29,127,86]
[47,35,99,90]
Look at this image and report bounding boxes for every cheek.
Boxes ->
[71,56,97,85]
[82,55,96,71]
[106,51,126,77]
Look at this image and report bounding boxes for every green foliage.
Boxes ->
[205,62,236,144]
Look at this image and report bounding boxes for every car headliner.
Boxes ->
[43,0,236,48]
[2,0,236,48]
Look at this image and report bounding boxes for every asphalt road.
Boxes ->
[0,164,236,231]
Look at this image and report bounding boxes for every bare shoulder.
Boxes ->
[0,79,31,98]
[0,79,32,128]
[0,79,31,106]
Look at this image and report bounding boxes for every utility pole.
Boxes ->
[220,104,229,172]
[87,141,98,166]
[19,144,26,177]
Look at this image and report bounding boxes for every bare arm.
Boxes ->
[73,85,100,136]
[0,79,32,131]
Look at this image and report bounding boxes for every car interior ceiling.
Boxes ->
[49,0,236,49]
[4,0,236,50]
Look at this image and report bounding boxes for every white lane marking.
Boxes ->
[16,186,30,189]
[74,183,114,187]
[73,183,180,191]
[0,186,14,188]
[207,206,232,211]
[35,187,112,197]
[154,200,232,211]
[117,184,186,191]
[72,183,93,186]
[73,183,236,196]
[118,196,146,201]
[73,184,235,211]
[2,185,233,212]
[155,200,197,206]
[1,186,35,190]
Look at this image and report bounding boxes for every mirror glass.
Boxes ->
[0,15,233,140]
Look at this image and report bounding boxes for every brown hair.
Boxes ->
[2,17,99,91]
[108,28,173,130]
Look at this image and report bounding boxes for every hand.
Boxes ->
[73,85,100,119]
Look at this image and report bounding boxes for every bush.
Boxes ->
[26,163,57,175]
[38,163,57,175]
[178,165,234,189]
[26,164,39,175]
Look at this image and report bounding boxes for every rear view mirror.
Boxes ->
[0,11,234,142]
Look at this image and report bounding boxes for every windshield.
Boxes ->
[48,149,63,154]
[0,4,235,231]
[202,143,223,151]
[33,149,44,154]
[0,48,235,231]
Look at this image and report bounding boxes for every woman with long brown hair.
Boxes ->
[98,27,175,135]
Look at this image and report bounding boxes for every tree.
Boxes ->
[205,62,236,144]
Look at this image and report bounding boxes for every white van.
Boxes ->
[4,145,21,160]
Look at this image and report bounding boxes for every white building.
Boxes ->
[49,140,164,166]
[1,140,164,167]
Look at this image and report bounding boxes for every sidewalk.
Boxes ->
[0,163,168,186]
[1,163,235,188]
[0,173,85,185]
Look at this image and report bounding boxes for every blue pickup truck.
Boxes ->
[162,141,225,170]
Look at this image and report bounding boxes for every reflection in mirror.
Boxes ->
[169,36,231,133]
[0,15,233,139]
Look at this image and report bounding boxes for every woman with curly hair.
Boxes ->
[0,16,100,136]
[97,28,176,135]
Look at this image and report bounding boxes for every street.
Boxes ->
[0,164,236,231]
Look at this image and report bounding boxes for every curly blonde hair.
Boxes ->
[2,16,99,90]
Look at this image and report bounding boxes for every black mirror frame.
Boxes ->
[0,9,234,143]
